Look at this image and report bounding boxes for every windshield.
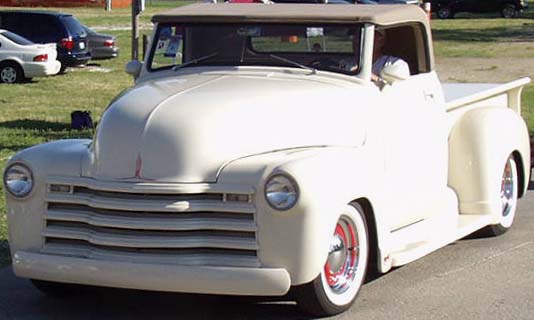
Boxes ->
[149,23,363,75]
[1,31,34,45]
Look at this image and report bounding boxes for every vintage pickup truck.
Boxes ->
[3,3,531,316]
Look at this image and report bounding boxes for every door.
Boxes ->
[378,71,449,231]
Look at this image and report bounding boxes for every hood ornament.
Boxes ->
[120,152,147,181]
[134,153,142,179]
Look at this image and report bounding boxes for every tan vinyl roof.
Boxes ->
[152,3,430,27]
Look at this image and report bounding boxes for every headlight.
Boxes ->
[3,163,34,198]
[264,174,298,210]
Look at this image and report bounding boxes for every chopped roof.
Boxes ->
[152,3,430,27]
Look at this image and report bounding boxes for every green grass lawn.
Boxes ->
[1,2,534,267]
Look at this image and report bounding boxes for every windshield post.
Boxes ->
[358,24,375,82]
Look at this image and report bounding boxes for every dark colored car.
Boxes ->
[0,10,91,72]
[430,0,528,18]
[82,25,119,60]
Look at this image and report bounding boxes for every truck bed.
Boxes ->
[442,78,530,113]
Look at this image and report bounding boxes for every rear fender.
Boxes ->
[448,107,530,223]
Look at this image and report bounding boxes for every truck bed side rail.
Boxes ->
[444,77,531,114]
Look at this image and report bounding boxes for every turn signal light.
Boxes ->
[225,193,250,203]
[104,39,114,47]
[33,54,48,62]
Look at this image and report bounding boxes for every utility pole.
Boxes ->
[132,0,145,60]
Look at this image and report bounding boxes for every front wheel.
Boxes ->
[485,155,519,236]
[296,203,369,316]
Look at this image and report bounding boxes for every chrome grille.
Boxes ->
[42,181,258,268]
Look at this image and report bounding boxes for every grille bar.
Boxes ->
[46,193,255,213]
[42,241,260,268]
[43,225,258,250]
[46,208,257,232]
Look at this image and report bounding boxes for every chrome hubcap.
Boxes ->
[501,159,514,217]
[1,67,17,83]
[324,217,358,294]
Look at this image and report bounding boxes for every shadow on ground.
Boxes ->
[0,267,390,320]
[0,240,10,268]
[19,286,311,320]
[433,25,534,43]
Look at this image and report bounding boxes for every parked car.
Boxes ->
[82,25,119,60]
[0,29,60,83]
[430,0,528,18]
[272,0,421,4]
[357,0,421,3]
[4,3,531,317]
[0,10,91,72]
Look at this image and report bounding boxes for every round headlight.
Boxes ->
[265,174,298,210]
[3,163,34,198]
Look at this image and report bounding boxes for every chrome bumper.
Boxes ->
[13,251,291,296]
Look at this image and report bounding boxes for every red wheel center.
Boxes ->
[325,221,358,288]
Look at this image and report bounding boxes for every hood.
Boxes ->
[90,69,371,182]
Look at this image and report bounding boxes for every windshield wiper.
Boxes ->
[173,52,219,71]
[269,54,316,74]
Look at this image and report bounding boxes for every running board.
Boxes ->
[389,214,493,267]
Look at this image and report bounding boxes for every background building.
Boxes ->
[0,0,131,8]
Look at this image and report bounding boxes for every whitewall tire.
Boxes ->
[487,155,519,236]
[296,203,369,316]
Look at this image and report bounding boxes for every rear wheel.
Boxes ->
[296,203,369,316]
[0,62,23,83]
[485,155,518,236]
[437,7,454,19]
[501,4,517,18]
[59,63,68,74]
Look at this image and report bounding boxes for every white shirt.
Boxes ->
[372,55,410,79]
[339,55,410,79]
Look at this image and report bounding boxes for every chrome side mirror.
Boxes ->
[126,60,143,79]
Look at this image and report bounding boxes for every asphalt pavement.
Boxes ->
[0,191,533,320]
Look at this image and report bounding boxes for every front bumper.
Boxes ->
[13,251,291,296]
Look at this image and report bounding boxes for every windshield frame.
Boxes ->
[147,22,364,76]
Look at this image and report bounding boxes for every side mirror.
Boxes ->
[126,60,143,79]
[380,63,409,84]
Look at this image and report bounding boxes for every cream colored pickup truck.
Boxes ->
[3,3,531,316]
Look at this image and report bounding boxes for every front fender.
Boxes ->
[448,107,530,222]
[218,146,385,285]
[4,140,91,256]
